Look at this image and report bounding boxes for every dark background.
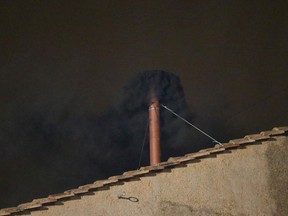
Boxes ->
[0,0,287,208]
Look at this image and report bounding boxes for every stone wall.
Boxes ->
[27,136,288,216]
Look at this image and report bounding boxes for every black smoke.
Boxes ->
[0,70,199,208]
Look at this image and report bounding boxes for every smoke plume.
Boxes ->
[0,70,197,207]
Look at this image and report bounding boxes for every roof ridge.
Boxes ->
[0,126,287,216]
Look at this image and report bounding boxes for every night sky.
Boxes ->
[0,0,287,208]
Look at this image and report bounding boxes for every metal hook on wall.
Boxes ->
[117,192,139,202]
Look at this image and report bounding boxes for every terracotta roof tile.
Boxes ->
[222,143,240,149]
[89,181,105,189]
[0,207,21,216]
[77,181,105,191]
[168,151,212,163]
[0,212,9,216]
[260,129,285,136]
[244,133,270,141]
[229,137,255,145]
[99,178,119,185]
[1,126,286,216]
[140,164,165,171]
[18,201,42,210]
[65,187,89,195]
[158,160,181,168]
[78,184,93,190]
[109,174,135,181]
[48,192,74,200]
[208,147,226,154]
[0,212,10,216]
[168,156,194,163]
[185,151,210,158]
[123,169,150,176]
[33,197,58,205]
[199,147,214,152]
[273,126,288,132]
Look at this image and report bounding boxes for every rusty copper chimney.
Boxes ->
[149,93,161,165]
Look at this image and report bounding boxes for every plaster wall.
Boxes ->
[27,136,288,216]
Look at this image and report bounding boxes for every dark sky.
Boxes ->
[0,0,287,208]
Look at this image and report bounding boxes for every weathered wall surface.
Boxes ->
[28,136,288,216]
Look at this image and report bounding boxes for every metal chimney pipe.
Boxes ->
[149,96,161,165]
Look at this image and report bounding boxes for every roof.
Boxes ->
[0,126,287,216]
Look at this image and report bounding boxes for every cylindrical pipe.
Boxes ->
[149,97,161,165]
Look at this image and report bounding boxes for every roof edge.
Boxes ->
[0,126,287,216]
